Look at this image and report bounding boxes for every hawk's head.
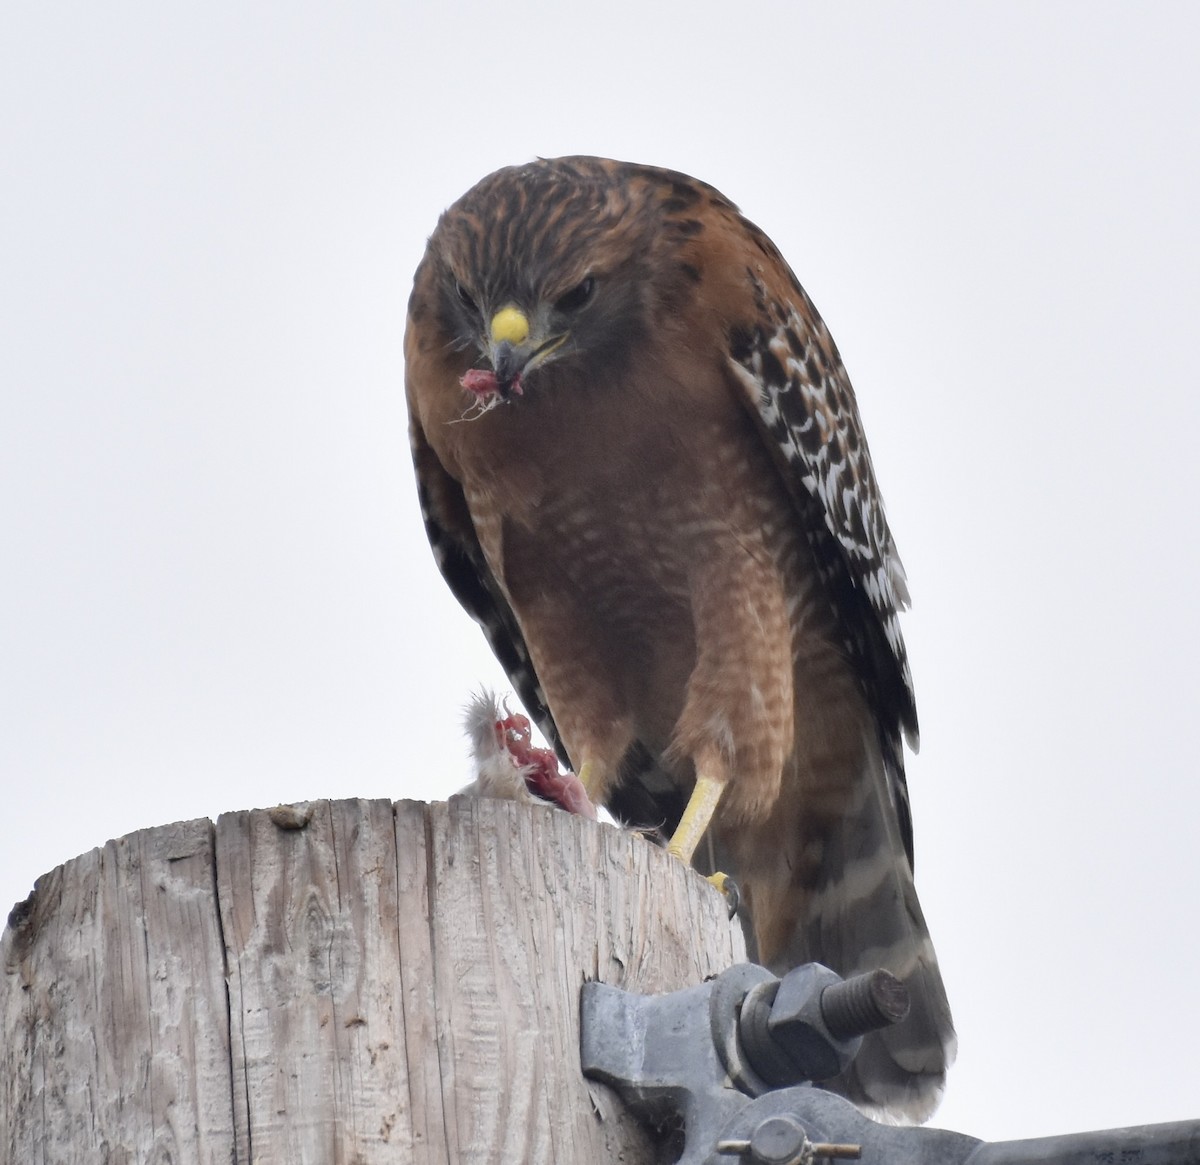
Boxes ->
[413,157,715,402]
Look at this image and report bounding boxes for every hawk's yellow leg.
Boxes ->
[578,758,608,800]
[667,774,736,909]
[666,774,725,864]
[583,753,735,909]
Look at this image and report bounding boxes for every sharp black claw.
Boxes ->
[723,877,740,920]
[705,872,740,919]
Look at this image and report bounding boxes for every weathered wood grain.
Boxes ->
[425,796,749,1161]
[2,798,746,1164]
[1,817,234,1165]
[217,797,413,1164]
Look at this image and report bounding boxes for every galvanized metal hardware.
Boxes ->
[715,1113,863,1164]
[580,961,1200,1165]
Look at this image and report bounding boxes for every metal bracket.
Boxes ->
[580,962,1200,1165]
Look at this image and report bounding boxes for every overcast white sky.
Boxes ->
[2,1,1198,1145]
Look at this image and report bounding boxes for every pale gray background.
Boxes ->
[2,1,1197,1141]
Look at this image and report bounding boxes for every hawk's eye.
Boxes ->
[455,282,478,313]
[554,276,595,314]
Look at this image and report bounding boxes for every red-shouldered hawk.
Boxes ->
[404,157,954,1121]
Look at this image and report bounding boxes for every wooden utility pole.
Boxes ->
[1,797,745,1164]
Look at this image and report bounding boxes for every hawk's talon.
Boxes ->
[706,871,740,919]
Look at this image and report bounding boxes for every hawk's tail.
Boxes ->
[721,727,955,1125]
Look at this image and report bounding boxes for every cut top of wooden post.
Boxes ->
[1,797,746,1165]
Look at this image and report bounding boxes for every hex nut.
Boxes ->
[766,963,862,1081]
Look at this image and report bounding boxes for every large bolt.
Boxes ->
[741,963,912,1085]
[820,968,910,1040]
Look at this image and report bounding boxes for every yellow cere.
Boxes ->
[490,306,530,345]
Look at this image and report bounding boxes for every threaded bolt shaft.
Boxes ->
[819,969,910,1039]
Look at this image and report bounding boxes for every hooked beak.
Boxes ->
[485,305,566,399]
[491,339,524,396]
